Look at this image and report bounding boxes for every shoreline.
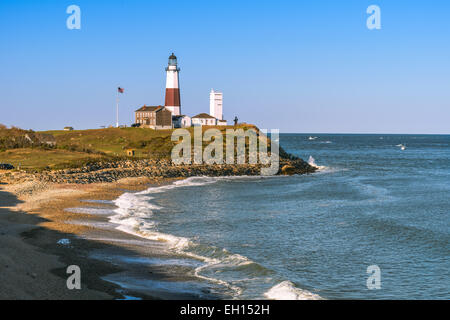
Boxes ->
[1,176,219,300]
[0,157,317,300]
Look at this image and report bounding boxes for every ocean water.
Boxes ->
[112,134,450,300]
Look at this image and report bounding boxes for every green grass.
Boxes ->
[43,125,259,159]
[0,148,104,171]
[0,124,285,172]
[44,127,177,158]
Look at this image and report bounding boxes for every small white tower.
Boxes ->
[209,89,223,120]
[165,53,181,116]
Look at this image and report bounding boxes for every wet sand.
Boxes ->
[0,177,219,300]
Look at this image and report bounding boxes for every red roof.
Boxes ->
[135,105,164,112]
[192,113,216,119]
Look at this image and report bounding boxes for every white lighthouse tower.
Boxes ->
[165,53,181,116]
[209,89,223,120]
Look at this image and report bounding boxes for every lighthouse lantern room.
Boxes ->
[165,53,181,116]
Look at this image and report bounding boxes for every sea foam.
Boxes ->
[308,156,328,171]
[110,176,324,300]
[264,281,322,300]
[109,176,268,298]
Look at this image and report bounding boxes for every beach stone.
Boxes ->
[281,165,296,175]
[25,155,317,184]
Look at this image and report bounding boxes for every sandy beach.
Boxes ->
[0,175,214,300]
[0,149,315,300]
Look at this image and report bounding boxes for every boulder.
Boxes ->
[281,165,296,175]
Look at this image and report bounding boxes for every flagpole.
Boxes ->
[116,89,119,128]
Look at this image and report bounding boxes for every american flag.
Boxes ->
[118,87,124,94]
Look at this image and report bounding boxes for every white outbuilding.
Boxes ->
[173,115,191,128]
[192,113,217,126]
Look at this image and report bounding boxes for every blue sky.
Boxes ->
[0,0,449,133]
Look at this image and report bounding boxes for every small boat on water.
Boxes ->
[308,136,318,141]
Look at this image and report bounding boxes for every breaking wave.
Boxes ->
[308,156,328,171]
[110,176,322,299]
[264,281,322,300]
[110,177,263,297]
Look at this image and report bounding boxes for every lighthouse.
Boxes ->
[164,53,181,116]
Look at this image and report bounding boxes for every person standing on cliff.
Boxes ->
[234,116,238,126]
